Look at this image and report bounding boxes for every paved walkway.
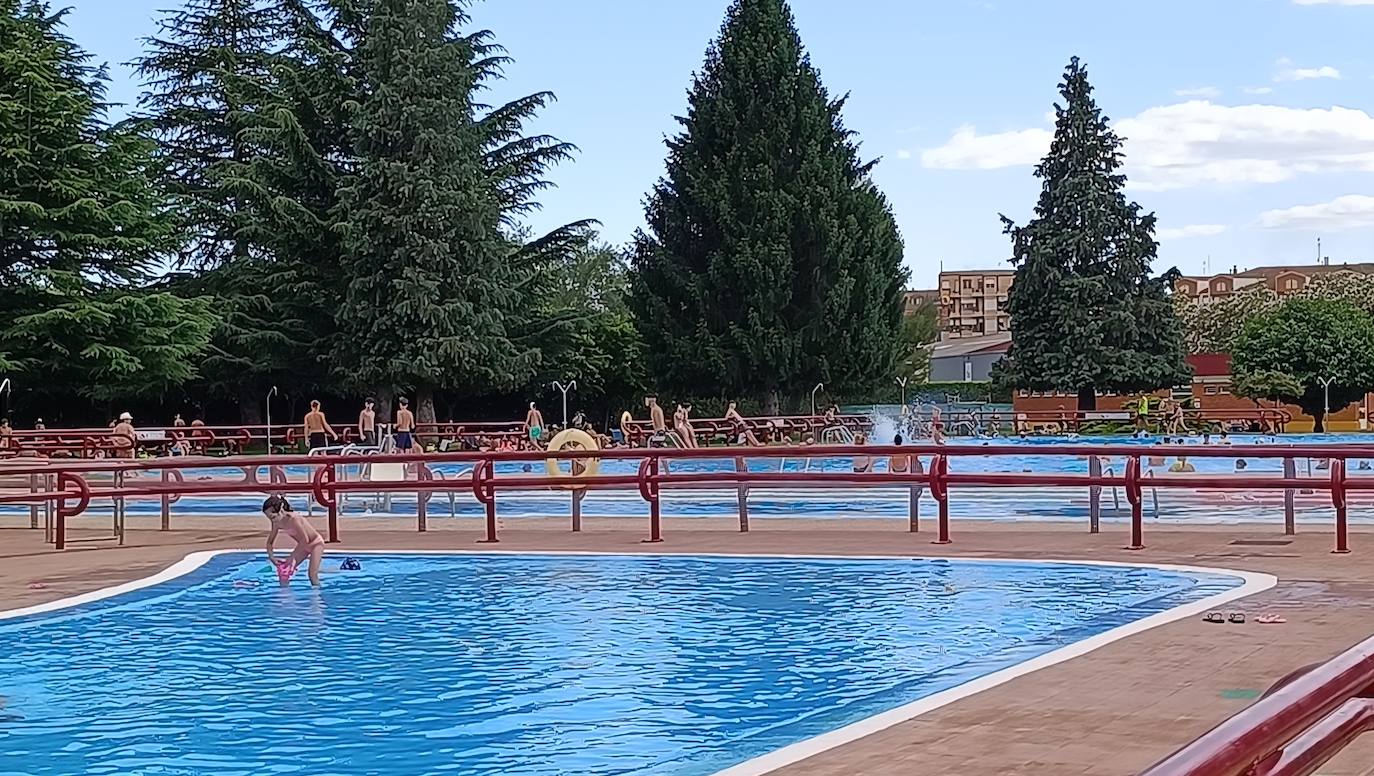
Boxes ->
[3,515,1373,775]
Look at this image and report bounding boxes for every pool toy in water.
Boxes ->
[340,557,361,571]
[273,560,296,584]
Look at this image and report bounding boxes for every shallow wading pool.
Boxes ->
[0,552,1266,775]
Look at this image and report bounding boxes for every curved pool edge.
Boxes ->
[0,548,1278,776]
[714,560,1276,776]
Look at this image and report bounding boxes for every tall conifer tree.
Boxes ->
[134,0,283,269]
[629,0,906,411]
[994,58,1188,410]
[0,0,214,398]
[337,0,520,421]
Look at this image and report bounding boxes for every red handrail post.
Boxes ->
[639,456,663,543]
[1125,455,1144,550]
[473,458,498,543]
[311,464,339,543]
[931,454,950,545]
[54,471,90,551]
[416,461,431,533]
[1332,458,1350,554]
[161,468,170,530]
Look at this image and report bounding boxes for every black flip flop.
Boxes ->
[1228,613,1246,624]
[1203,612,1224,624]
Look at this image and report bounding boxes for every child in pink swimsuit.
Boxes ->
[261,495,325,587]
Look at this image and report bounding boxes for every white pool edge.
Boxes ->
[0,549,1277,776]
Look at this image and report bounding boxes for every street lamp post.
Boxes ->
[1318,376,1336,431]
[551,380,577,427]
[265,386,278,452]
[0,378,10,420]
[895,376,909,408]
[811,383,825,417]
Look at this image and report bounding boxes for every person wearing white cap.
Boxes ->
[112,412,136,459]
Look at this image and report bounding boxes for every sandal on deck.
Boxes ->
[1203,612,1224,623]
[1228,613,1246,624]
[1255,614,1287,624]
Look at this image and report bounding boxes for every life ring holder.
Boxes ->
[544,428,600,490]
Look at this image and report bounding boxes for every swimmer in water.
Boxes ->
[261,495,324,587]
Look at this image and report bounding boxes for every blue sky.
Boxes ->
[60,0,1374,286]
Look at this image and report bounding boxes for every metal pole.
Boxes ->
[895,376,908,407]
[811,383,825,417]
[265,386,278,453]
[1318,376,1335,427]
[552,380,577,427]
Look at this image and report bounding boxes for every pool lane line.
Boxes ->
[0,548,1276,776]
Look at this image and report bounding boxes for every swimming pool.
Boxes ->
[13,431,1372,526]
[0,552,1265,775]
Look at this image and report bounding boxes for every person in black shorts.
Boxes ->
[394,397,415,452]
[303,400,338,450]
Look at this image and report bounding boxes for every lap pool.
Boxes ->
[0,553,1265,775]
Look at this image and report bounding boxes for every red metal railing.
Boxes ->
[2,442,1372,553]
[1140,632,1374,776]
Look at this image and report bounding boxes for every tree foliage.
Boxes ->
[0,1,212,404]
[1176,270,1374,354]
[1231,298,1374,432]
[899,297,939,381]
[629,0,907,411]
[335,0,591,422]
[133,0,284,269]
[993,57,1189,410]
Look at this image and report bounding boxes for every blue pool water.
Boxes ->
[0,553,1244,775]
[16,431,1372,524]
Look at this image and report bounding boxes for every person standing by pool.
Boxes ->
[112,412,136,459]
[645,395,667,447]
[0,417,12,451]
[525,402,545,446]
[261,495,324,587]
[303,401,338,451]
[394,397,415,453]
[358,398,377,447]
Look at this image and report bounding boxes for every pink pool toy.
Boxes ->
[274,560,297,584]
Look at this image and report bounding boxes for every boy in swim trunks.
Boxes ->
[261,495,325,587]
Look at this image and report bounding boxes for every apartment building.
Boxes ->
[902,288,938,316]
[1174,262,1374,302]
[937,270,1014,340]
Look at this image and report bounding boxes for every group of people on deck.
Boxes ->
[302,397,415,452]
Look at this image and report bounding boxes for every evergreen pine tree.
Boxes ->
[0,0,214,396]
[337,0,523,422]
[134,0,283,269]
[993,57,1188,410]
[629,0,907,411]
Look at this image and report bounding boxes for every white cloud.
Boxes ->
[1274,58,1342,81]
[1175,86,1221,98]
[895,149,913,160]
[922,102,1374,191]
[1157,224,1227,240]
[1257,195,1374,230]
[921,125,1052,170]
[1243,86,1274,95]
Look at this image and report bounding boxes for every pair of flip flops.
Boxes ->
[1203,612,1246,624]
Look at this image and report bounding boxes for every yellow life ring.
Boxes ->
[544,427,600,488]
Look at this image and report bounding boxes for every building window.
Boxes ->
[962,278,974,290]
[1284,278,1299,290]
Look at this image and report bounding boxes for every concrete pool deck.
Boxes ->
[3,515,1373,776]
